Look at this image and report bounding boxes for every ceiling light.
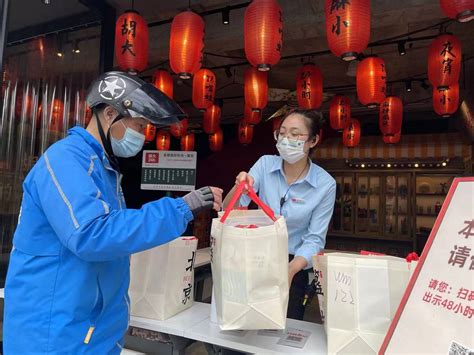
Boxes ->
[72,41,80,54]
[398,41,406,56]
[361,164,365,168]
[222,6,230,25]
[42,0,51,4]
[387,163,392,168]
[414,163,419,168]
[405,80,412,92]
[442,162,447,167]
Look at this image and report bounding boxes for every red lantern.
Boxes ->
[428,34,462,90]
[244,67,268,112]
[244,104,262,125]
[203,104,221,134]
[238,120,254,145]
[170,118,188,138]
[272,117,282,132]
[440,0,474,22]
[156,130,171,150]
[383,131,401,144]
[379,96,403,136]
[296,64,323,109]
[325,0,370,61]
[209,129,223,152]
[181,133,195,151]
[153,70,173,98]
[115,11,148,74]
[357,57,386,107]
[169,11,204,79]
[145,123,156,142]
[329,95,351,131]
[433,84,459,117]
[244,0,283,71]
[193,69,216,111]
[343,119,361,148]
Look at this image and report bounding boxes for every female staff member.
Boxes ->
[224,109,336,320]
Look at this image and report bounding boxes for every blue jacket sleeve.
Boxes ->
[32,146,193,262]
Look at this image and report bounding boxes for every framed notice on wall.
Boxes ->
[141,150,197,192]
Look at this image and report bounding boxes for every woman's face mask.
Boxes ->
[110,120,146,158]
[276,137,307,164]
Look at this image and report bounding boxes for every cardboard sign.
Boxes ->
[380,177,474,354]
[140,150,197,191]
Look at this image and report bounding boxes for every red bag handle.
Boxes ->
[220,181,277,223]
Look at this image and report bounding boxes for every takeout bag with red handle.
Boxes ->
[210,182,289,330]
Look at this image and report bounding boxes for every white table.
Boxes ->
[185,315,327,354]
[131,302,327,354]
[130,302,210,337]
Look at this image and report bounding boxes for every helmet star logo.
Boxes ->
[98,76,127,100]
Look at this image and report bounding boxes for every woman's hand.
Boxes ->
[235,171,254,193]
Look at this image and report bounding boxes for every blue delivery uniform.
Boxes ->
[4,126,193,354]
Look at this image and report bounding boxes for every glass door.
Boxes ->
[331,174,354,234]
[356,174,381,235]
[385,174,410,239]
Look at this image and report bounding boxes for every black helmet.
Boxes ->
[86,71,186,125]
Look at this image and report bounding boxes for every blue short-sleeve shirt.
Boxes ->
[240,155,336,268]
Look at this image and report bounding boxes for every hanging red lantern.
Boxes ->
[272,117,282,132]
[203,104,221,134]
[170,118,188,138]
[144,123,156,142]
[115,11,149,74]
[169,11,204,79]
[181,133,195,151]
[329,95,351,131]
[379,96,403,136]
[209,129,223,152]
[428,34,462,90]
[343,119,361,148]
[156,130,171,150]
[296,63,323,109]
[325,0,370,61]
[244,67,268,112]
[433,83,459,117]
[244,104,262,125]
[357,57,386,107]
[153,70,173,98]
[383,131,401,144]
[440,0,474,22]
[238,120,254,145]
[244,0,283,71]
[192,68,216,111]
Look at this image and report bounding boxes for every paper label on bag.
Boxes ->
[277,328,311,349]
[257,329,284,338]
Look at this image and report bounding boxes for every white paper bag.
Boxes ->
[313,253,417,355]
[129,237,198,320]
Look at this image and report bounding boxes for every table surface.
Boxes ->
[185,312,327,354]
[130,301,210,337]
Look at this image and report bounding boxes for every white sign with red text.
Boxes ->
[380,177,474,355]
